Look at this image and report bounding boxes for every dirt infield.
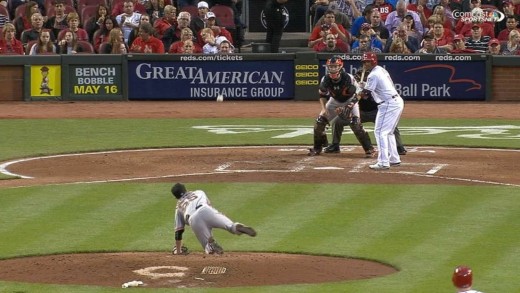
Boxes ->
[0,101,518,288]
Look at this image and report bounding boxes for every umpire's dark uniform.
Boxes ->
[264,0,287,53]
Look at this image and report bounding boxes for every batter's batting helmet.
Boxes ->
[362,52,378,66]
[452,265,472,288]
[326,57,344,80]
[172,183,187,199]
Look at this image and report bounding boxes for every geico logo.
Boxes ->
[296,80,319,85]
[295,65,319,70]
[295,72,319,77]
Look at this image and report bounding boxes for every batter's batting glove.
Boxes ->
[172,246,189,255]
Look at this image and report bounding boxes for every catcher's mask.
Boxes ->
[172,183,187,199]
[452,266,472,288]
[326,57,344,80]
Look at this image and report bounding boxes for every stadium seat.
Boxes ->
[77,0,107,11]
[181,5,198,19]
[25,40,37,55]
[77,40,94,53]
[80,5,98,27]
[46,4,76,17]
[210,4,235,29]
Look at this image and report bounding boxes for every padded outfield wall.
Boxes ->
[0,53,518,102]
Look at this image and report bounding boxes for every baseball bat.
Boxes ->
[360,68,366,82]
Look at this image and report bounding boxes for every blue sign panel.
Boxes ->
[319,54,487,101]
[127,60,295,100]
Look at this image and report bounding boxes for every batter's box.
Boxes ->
[215,159,310,173]
[351,162,449,175]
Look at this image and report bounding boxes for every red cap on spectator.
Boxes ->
[489,38,500,46]
[471,23,482,29]
[453,34,464,41]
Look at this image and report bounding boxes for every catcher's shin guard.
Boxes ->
[349,117,373,152]
[313,115,329,150]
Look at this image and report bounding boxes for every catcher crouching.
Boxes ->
[308,57,373,157]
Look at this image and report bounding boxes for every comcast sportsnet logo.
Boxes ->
[452,7,505,23]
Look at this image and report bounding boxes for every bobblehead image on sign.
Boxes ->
[30,65,61,99]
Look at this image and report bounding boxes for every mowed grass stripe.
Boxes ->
[0,185,124,257]
[394,187,519,292]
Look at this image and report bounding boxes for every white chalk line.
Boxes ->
[0,146,519,188]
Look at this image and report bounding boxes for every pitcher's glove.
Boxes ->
[172,246,189,255]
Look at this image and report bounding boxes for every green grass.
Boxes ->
[0,117,519,292]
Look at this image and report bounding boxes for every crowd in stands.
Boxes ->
[0,0,243,54]
[308,0,520,55]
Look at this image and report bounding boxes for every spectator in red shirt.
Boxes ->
[430,21,454,51]
[0,23,25,54]
[314,32,350,52]
[130,22,164,53]
[308,9,350,48]
[59,12,89,42]
[168,27,202,53]
[153,4,176,41]
[407,0,432,28]
[497,15,519,41]
[374,0,393,21]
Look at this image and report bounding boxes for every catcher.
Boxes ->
[308,57,372,157]
[171,183,257,255]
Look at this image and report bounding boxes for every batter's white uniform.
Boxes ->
[174,190,242,253]
[364,65,404,167]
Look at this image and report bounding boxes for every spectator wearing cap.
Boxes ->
[369,9,390,45]
[486,37,502,53]
[430,21,454,51]
[456,8,495,37]
[153,5,177,41]
[497,15,519,41]
[351,33,383,52]
[373,0,393,21]
[44,0,69,39]
[415,32,449,53]
[403,11,423,41]
[129,22,164,53]
[350,5,375,43]
[352,22,384,49]
[314,32,350,51]
[450,33,474,52]
[500,29,520,54]
[309,9,351,48]
[216,36,234,54]
[407,0,432,28]
[383,22,420,52]
[385,0,424,35]
[198,11,233,47]
[190,1,211,36]
[465,23,491,52]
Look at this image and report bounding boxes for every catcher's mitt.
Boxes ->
[336,105,353,121]
[172,246,189,255]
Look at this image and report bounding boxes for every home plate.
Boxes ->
[314,167,344,170]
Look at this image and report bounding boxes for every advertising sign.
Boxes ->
[319,54,487,101]
[30,65,61,99]
[127,60,294,100]
[69,65,122,98]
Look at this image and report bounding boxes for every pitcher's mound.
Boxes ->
[0,252,397,288]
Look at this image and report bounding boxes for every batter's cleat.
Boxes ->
[369,163,390,170]
[365,147,377,158]
[308,148,322,156]
[397,147,407,155]
[206,237,224,255]
[390,162,401,167]
[323,144,340,153]
[236,223,257,237]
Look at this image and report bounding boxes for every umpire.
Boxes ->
[326,67,407,156]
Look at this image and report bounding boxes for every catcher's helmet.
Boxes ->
[362,52,378,66]
[326,57,344,80]
[452,266,472,288]
[172,183,187,199]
